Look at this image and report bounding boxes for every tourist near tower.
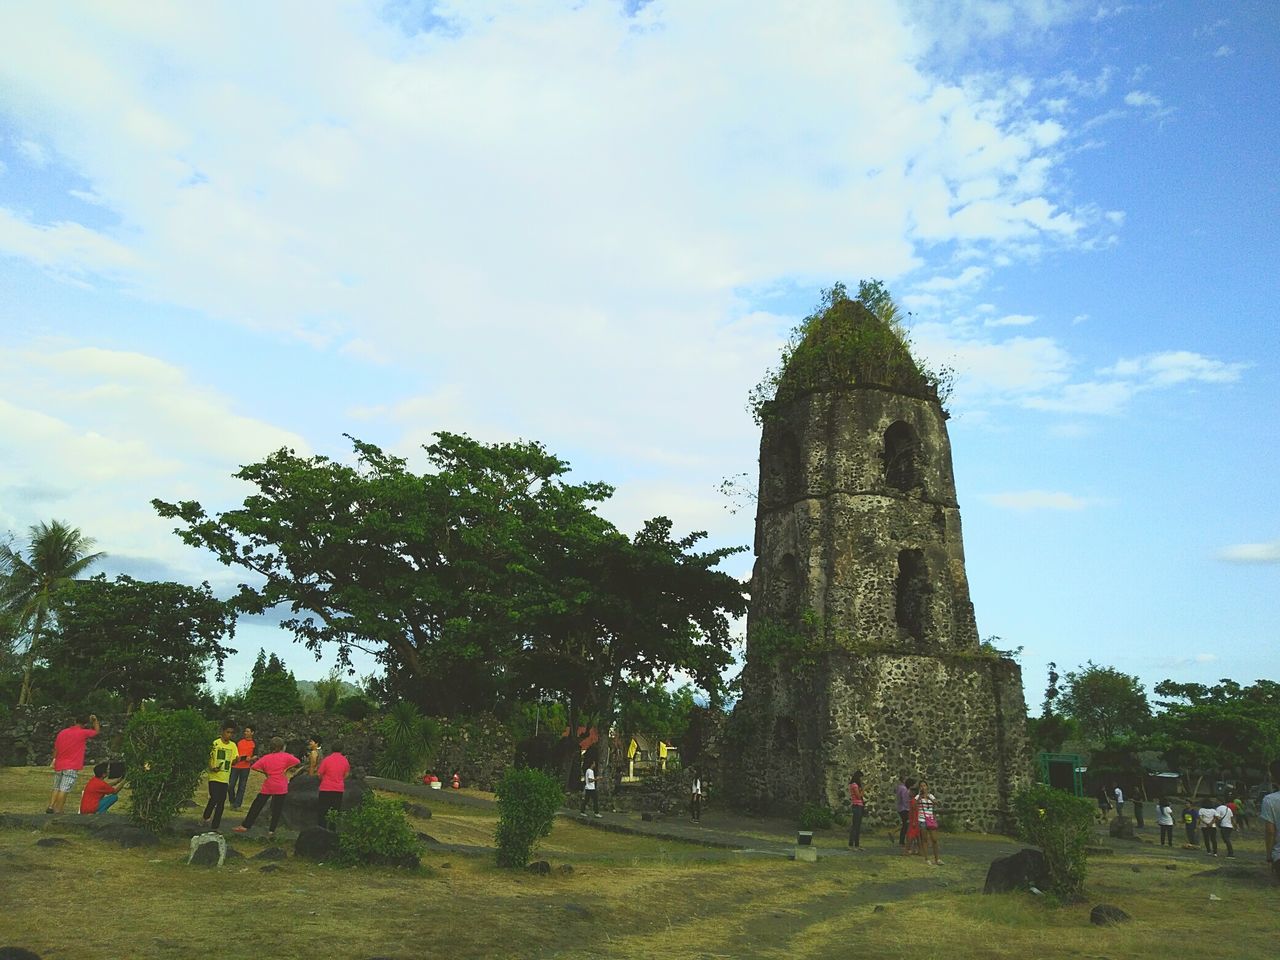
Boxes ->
[726,282,1030,831]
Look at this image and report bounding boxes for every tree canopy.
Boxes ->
[1058,661,1150,743]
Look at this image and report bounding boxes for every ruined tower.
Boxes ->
[726,291,1030,830]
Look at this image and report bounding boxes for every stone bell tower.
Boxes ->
[725,293,1030,831]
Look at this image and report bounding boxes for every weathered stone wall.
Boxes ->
[430,714,515,792]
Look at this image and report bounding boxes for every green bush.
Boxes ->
[333,792,424,867]
[121,709,212,833]
[798,802,835,831]
[375,701,438,780]
[335,694,375,720]
[494,766,563,867]
[1012,784,1097,900]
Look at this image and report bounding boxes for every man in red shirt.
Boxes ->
[79,762,124,814]
[48,714,100,814]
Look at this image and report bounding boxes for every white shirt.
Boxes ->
[1197,806,1217,827]
[1113,787,1124,804]
[1156,804,1173,826]
[691,778,702,796]
[1215,804,1234,829]
[583,767,596,791]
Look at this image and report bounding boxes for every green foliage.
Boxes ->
[494,765,564,867]
[335,693,375,720]
[376,701,438,780]
[244,652,303,714]
[1059,661,1150,743]
[798,802,835,831]
[749,282,953,424]
[1027,713,1080,754]
[122,709,212,834]
[333,792,424,867]
[45,574,235,712]
[1151,679,1280,786]
[1012,783,1097,900]
[748,613,829,670]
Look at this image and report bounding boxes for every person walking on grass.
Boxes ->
[1096,786,1111,823]
[847,770,865,849]
[579,761,601,818]
[1112,784,1125,819]
[690,767,703,824]
[896,776,913,846]
[315,739,350,829]
[917,779,941,866]
[233,737,301,839]
[1156,797,1174,847]
[1214,796,1236,858]
[229,725,255,810]
[1261,758,1280,883]
[203,723,238,830]
[47,714,99,814]
[1181,798,1199,849]
[1198,797,1220,856]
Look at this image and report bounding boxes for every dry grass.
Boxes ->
[1,766,1274,960]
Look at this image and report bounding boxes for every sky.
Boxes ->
[0,0,1276,708]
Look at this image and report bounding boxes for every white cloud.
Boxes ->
[981,490,1098,510]
[1124,90,1163,109]
[916,266,991,293]
[0,207,140,277]
[16,138,48,167]
[1101,351,1248,387]
[1218,540,1280,564]
[1213,45,1232,58]
[1072,313,1089,324]
[985,313,1037,327]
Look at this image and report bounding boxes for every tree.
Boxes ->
[1152,678,1280,794]
[244,652,303,714]
[0,520,105,705]
[1058,662,1150,743]
[43,574,235,713]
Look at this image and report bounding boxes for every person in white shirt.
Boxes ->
[1214,799,1236,858]
[690,767,703,823]
[1197,799,1220,856]
[1155,797,1175,847]
[1112,785,1125,817]
[579,762,601,818]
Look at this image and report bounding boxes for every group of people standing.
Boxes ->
[846,772,942,865]
[1098,782,1247,859]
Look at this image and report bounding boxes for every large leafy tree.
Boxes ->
[45,574,235,712]
[1152,678,1280,794]
[1058,661,1150,743]
[0,520,105,705]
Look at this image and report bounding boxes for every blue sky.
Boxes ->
[0,1,1275,707]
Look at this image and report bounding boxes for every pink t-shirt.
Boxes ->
[251,752,300,795]
[53,726,98,771]
[316,752,350,792]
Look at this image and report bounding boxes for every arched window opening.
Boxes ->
[883,421,920,492]
[764,430,802,504]
[895,548,928,642]
[770,553,800,619]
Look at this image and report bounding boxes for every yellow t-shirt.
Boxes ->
[208,738,237,783]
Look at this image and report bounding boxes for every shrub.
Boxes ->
[375,701,438,780]
[335,694,375,721]
[1012,784,1097,900]
[332,792,424,867]
[798,802,834,831]
[122,709,212,833]
[494,766,563,867]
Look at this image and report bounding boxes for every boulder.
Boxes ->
[259,863,282,873]
[417,832,441,846]
[280,773,369,830]
[188,832,226,867]
[86,821,158,848]
[527,860,551,875]
[294,826,338,861]
[35,837,69,848]
[253,846,287,861]
[1108,817,1136,841]
[403,803,432,820]
[225,846,244,860]
[1090,904,1131,926]
[0,948,43,960]
[983,848,1050,895]
[557,864,575,876]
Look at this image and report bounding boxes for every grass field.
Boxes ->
[1,766,1274,960]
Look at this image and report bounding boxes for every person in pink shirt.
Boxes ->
[232,737,300,839]
[47,714,100,814]
[315,738,351,829]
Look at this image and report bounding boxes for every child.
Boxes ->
[203,724,238,830]
[1181,799,1199,848]
[233,737,301,839]
[79,762,122,815]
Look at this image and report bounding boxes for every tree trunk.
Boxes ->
[562,697,580,790]
[17,611,47,707]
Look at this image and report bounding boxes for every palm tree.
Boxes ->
[0,520,105,705]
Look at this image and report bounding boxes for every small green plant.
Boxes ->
[333,792,424,867]
[121,709,212,833]
[1012,783,1097,900]
[494,766,564,867]
[375,701,437,780]
[798,802,835,831]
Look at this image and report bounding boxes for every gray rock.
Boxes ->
[87,821,158,848]
[259,863,282,873]
[527,860,551,875]
[557,864,575,875]
[403,802,432,819]
[188,832,226,867]
[224,846,244,860]
[252,846,287,861]
[35,837,69,848]
[417,832,441,846]
[0,948,43,960]
[293,826,338,861]
[1090,904,1131,926]
[983,848,1049,895]
[1108,817,1136,841]
[281,774,367,831]
[872,905,886,913]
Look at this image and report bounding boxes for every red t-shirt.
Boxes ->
[79,775,117,814]
[233,738,255,769]
[849,782,864,806]
[53,726,98,771]
[251,752,300,795]
[316,752,350,792]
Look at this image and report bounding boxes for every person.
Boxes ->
[1213,796,1236,859]
[917,779,941,866]
[47,714,100,814]
[896,777,913,846]
[229,725,256,810]
[315,740,350,829]
[579,762,600,817]
[1155,797,1174,847]
[1181,798,1199,849]
[422,772,440,786]
[690,767,703,823]
[1228,795,1246,833]
[451,769,461,790]
[233,737,301,839]
[904,790,921,856]
[1132,796,1145,828]
[305,736,321,776]
[79,762,123,815]
[1112,784,1125,818]
[1261,758,1280,883]
[203,723,238,830]
[847,770,865,849]
[1096,786,1111,822]
[1197,797,1219,856]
